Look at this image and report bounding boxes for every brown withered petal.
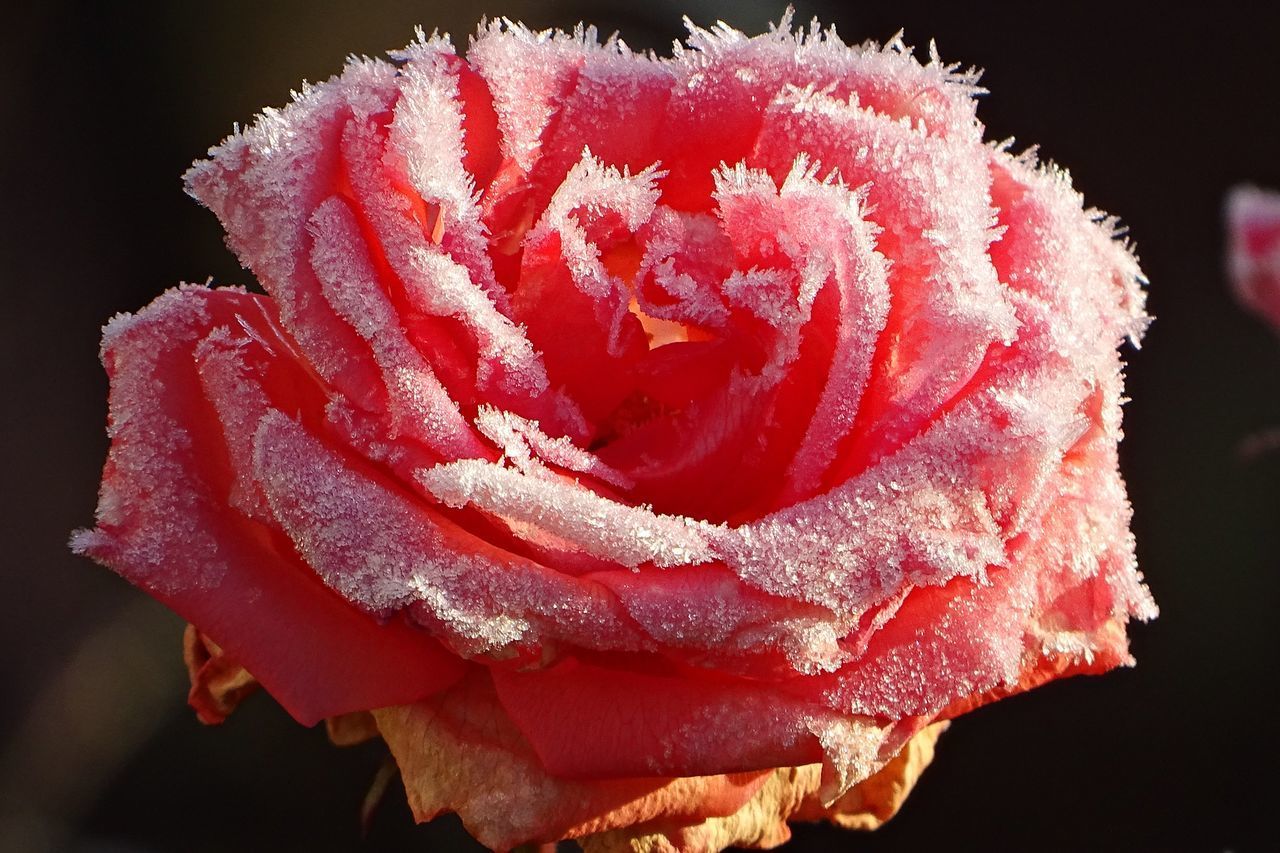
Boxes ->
[182,625,259,725]
[370,670,775,851]
[582,723,946,852]
[794,721,945,832]
[183,621,943,850]
[325,711,381,747]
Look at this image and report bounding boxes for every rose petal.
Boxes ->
[794,720,945,831]
[73,287,470,725]
[473,405,633,492]
[337,103,573,427]
[819,391,1153,719]
[655,15,981,212]
[581,722,946,852]
[417,458,715,569]
[483,23,674,205]
[512,153,659,425]
[325,711,381,747]
[589,563,850,676]
[385,36,507,305]
[251,409,644,656]
[183,625,259,725]
[184,59,401,415]
[489,654,911,787]
[308,194,487,458]
[752,84,1016,486]
[185,622,384,746]
[373,669,772,850]
[596,160,892,521]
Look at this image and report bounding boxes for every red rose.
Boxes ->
[75,15,1156,850]
[1227,184,1280,333]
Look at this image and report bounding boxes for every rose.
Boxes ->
[1226,185,1280,461]
[1227,185,1280,332]
[74,14,1156,851]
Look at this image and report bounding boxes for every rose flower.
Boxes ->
[1227,184,1280,333]
[74,14,1156,851]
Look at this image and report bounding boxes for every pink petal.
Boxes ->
[73,287,468,725]
[752,85,1015,485]
[590,563,850,675]
[251,409,645,657]
[1227,184,1280,331]
[655,16,981,211]
[417,458,714,570]
[308,195,486,458]
[490,654,826,778]
[184,59,401,415]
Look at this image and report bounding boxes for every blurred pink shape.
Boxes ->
[1227,185,1280,331]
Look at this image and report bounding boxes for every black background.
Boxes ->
[3,1,1279,851]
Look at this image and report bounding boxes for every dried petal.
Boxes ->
[183,625,258,725]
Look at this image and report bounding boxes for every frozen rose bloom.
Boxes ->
[74,14,1156,851]
[1226,184,1280,332]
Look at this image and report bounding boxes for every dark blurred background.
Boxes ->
[3,1,1278,850]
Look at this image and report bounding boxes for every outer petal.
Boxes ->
[657,17,982,211]
[185,624,384,745]
[580,723,947,852]
[183,625,258,725]
[488,655,920,792]
[372,669,771,850]
[798,720,945,831]
[72,287,468,725]
[184,60,401,416]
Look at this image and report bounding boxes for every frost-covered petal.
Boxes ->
[184,60,402,415]
[72,287,468,725]
[251,410,643,657]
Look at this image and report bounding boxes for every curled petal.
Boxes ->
[417,459,715,569]
[795,720,944,831]
[183,625,258,725]
[325,712,381,747]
